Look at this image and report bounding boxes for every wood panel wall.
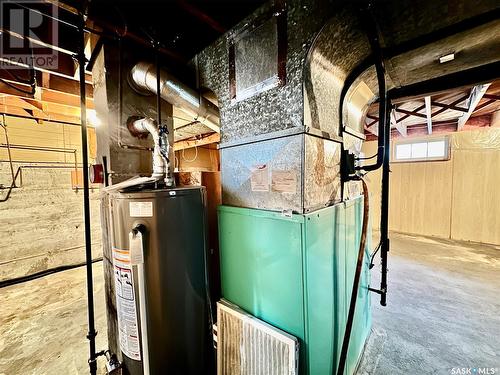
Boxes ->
[363,128,500,245]
[0,116,96,163]
[0,115,100,282]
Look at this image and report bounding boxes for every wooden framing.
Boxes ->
[457,84,491,130]
[424,96,432,134]
[364,81,500,138]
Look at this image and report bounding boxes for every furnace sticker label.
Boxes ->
[271,170,297,194]
[251,164,269,192]
[129,201,153,217]
[112,248,141,361]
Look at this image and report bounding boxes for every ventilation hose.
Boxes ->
[336,178,369,375]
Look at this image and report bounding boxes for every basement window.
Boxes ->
[393,137,450,162]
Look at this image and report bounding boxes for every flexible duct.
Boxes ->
[128,117,174,186]
[130,62,220,132]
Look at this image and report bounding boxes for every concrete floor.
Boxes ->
[358,232,500,375]
[0,233,499,374]
[0,263,108,375]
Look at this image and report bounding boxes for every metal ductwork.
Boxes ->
[130,62,220,133]
[127,116,174,186]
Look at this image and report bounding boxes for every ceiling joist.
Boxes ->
[174,133,220,151]
[424,96,432,134]
[457,83,491,131]
[391,107,407,137]
[364,81,500,139]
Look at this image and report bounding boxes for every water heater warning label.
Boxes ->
[112,248,141,361]
[129,201,153,217]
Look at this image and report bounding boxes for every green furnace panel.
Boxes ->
[218,197,371,375]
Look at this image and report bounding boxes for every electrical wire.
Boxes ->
[369,241,382,269]
[181,145,198,162]
[174,154,180,171]
[0,258,103,288]
[356,152,378,161]
[336,178,370,375]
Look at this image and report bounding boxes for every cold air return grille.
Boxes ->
[217,300,299,375]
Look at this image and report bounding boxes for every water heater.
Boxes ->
[107,185,213,374]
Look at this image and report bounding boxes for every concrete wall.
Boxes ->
[363,127,500,245]
[0,116,101,282]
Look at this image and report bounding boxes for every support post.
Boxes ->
[78,14,98,375]
[379,102,391,307]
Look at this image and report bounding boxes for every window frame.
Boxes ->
[392,136,451,163]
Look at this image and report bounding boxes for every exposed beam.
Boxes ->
[474,99,496,112]
[200,121,220,134]
[395,107,427,119]
[176,0,226,33]
[430,101,468,112]
[0,104,99,126]
[457,83,491,130]
[40,0,79,15]
[391,107,407,136]
[483,93,500,101]
[396,104,426,123]
[424,96,432,134]
[366,118,378,127]
[365,125,378,137]
[388,61,500,101]
[0,27,75,56]
[0,69,92,94]
[384,114,492,140]
[0,81,34,98]
[0,83,94,110]
[174,133,220,151]
[431,94,469,118]
[39,0,186,63]
[41,89,94,110]
[0,56,77,81]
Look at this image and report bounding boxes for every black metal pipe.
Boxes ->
[156,42,162,127]
[379,101,391,307]
[102,155,109,187]
[77,15,98,375]
[358,62,385,172]
[355,4,386,172]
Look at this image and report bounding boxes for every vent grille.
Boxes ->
[217,300,299,375]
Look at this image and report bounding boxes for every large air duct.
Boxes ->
[130,62,220,132]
